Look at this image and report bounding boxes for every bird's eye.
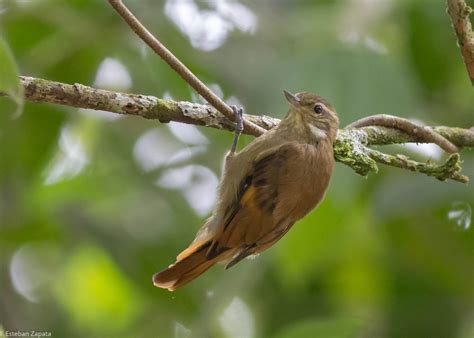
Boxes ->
[313,104,324,114]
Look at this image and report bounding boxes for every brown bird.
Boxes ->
[153,90,340,291]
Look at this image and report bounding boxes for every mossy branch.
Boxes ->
[335,128,471,183]
[7,75,474,183]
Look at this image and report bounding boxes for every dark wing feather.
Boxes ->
[209,142,320,265]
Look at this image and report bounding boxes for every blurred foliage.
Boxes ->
[0,34,22,114]
[0,0,473,337]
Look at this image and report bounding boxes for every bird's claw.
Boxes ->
[230,105,244,154]
[231,105,244,134]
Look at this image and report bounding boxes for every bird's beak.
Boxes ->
[283,90,300,107]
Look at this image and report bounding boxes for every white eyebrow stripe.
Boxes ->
[307,123,326,139]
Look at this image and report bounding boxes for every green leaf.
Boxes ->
[273,317,364,338]
[0,36,23,115]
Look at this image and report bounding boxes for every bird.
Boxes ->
[153,90,340,291]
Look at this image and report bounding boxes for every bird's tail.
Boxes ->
[153,242,217,291]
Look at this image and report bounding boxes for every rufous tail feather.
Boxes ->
[153,242,217,291]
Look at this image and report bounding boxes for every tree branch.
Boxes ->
[11,75,474,183]
[345,114,459,153]
[334,128,471,183]
[107,0,266,136]
[447,0,474,85]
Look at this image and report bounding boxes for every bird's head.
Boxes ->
[282,90,339,143]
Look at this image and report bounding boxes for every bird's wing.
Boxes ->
[207,141,320,265]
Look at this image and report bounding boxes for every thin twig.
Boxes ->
[345,114,459,153]
[447,0,474,85]
[359,125,474,148]
[11,75,472,183]
[107,0,266,136]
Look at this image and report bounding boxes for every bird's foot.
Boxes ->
[230,105,244,155]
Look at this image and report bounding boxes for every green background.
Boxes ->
[0,1,473,337]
